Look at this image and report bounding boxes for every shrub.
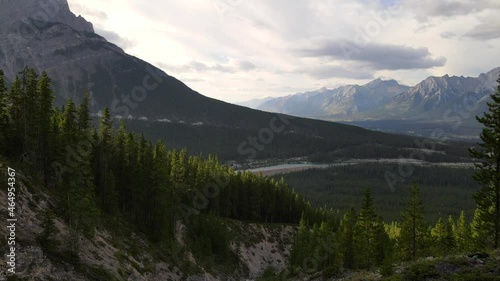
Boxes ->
[402,260,439,281]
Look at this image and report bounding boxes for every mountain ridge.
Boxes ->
[0,0,93,34]
[242,67,500,136]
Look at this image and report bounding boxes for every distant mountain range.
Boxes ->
[241,68,500,138]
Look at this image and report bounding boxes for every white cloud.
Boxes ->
[68,0,500,103]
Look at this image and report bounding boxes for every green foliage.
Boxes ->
[431,217,456,256]
[353,188,386,268]
[340,208,357,269]
[277,164,479,222]
[455,211,471,252]
[380,257,395,277]
[37,210,60,250]
[398,184,428,260]
[0,69,323,277]
[289,214,340,275]
[471,208,491,250]
[469,74,500,249]
[401,260,439,281]
[0,70,9,155]
[257,266,289,281]
[1,67,498,279]
[187,214,231,261]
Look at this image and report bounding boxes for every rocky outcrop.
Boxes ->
[0,0,93,34]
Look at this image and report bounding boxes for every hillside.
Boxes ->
[2,158,499,281]
[0,160,296,280]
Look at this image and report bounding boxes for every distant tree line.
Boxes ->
[277,163,479,222]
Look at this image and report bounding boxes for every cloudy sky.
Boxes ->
[67,0,500,103]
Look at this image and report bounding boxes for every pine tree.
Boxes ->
[445,216,456,252]
[431,217,454,256]
[340,208,357,269]
[455,211,470,252]
[290,213,311,273]
[66,162,101,236]
[469,74,500,249]
[77,92,92,136]
[151,140,174,241]
[125,132,139,218]
[373,216,391,266]
[7,77,24,156]
[113,120,128,213]
[37,210,59,250]
[96,107,118,215]
[471,208,490,250]
[61,98,78,149]
[37,72,55,187]
[0,70,9,154]
[20,68,39,159]
[354,188,378,268]
[398,184,427,260]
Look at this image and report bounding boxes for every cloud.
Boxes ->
[297,65,374,79]
[297,40,446,70]
[406,0,500,22]
[239,60,256,71]
[66,0,500,102]
[159,60,256,74]
[180,77,206,83]
[68,3,108,19]
[465,24,500,40]
[95,28,135,49]
[464,16,500,40]
[440,31,456,39]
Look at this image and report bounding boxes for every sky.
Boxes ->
[67,0,500,103]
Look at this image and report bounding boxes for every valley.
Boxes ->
[0,0,499,280]
[245,159,475,177]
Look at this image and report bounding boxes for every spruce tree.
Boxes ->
[471,208,490,250]
[7,77,24,156]
[37,210,59,250]
[0,70,8,154]
[455,211,470,252]
[398,184,427,260]
[469,74,500,249]
[354,188,378,269]
[340,208,357,269]
[373,216,391,266]
[37,72,55,187]
[61,98,78,149]
[431,217,454,256]
[77,92,92,135]
[96,107,118,215]
[290,214,311,273]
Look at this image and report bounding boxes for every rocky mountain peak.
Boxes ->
[364,78,400,89]
[480,67,500,88]
[0,0,93,34]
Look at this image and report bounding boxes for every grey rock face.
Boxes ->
[255,79,409,119]
[0,0,93,34]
